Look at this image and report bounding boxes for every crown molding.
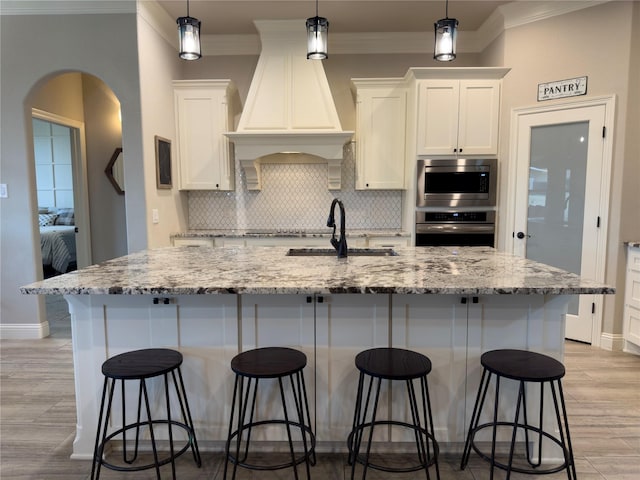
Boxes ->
[0,0,135,15]
[2,1,611,56]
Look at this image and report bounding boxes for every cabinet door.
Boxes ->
[355,86,407,189]
[416,80,460,155]
[367,236,410,249]
[391,294,468,443]
[174,86,234,191]
[239,294,316,441]
[172,237,215,247]
[624,247,640,348]
[315,294,390,441]
[458,80,500,155]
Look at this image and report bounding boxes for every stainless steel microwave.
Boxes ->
[416,158,497,207]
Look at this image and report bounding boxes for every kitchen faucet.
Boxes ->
[327,198,348,258]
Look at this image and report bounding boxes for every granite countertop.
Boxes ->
[21,246,614,296]
[172,229,409,239]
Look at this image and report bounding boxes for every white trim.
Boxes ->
[0,0,135,15]
[506,95,616,347]
[0,322,49,340]
[31,108,92,268]
[622,340,640,355]
[600,332,624,351]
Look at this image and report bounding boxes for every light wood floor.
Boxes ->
[1,296,638,479]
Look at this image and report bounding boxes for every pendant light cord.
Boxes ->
[187,0,190,17]
[445,0,449,19]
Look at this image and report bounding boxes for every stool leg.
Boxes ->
[461,368,491,470]
[223,374,240,480]
[279,375,300,480]
[172,368,202,466]
[360,377,382,480]
[298,370,316,466]
[140,379,162,480]
[123,379,143,464]
[406,379,429,479]
[350,372,375,479]
[348,371,366,466]
[552,380,577,480]
[489,374,501,480]
[292,370,315,475]
[421,375,440,480]
[164,373,177,480]
[505,380,526,480]
[91,376,112,480]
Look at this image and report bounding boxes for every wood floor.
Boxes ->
[1,296,638,479]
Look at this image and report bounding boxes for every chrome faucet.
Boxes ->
[327,198,348,258]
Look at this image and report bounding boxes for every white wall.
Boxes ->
[0,13,145,336]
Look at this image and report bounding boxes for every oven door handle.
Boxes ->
[415,224,495,234]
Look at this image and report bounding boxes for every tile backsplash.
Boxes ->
[188,143,404,231]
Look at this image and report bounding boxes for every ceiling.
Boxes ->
[157,1,512,35]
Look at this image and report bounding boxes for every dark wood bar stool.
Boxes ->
[223,346,316,480]
[90,348,201,480]
[347,347,440,480]
[460,349,576,480]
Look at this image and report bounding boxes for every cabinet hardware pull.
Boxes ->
[472,296,478,304]
[461,297,467,304]
[307,296,312,303]
[318,296,324,303]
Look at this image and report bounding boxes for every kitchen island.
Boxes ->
[21,246,613,459]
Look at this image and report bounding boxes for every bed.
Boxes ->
[39,209,76,275]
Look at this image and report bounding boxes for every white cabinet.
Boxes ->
[416,79,500,156]
[173,80,239,190]
[367,235,411,249]
[623,245,640,353]
[352,79,407,189]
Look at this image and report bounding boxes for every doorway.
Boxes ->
[32,111,91,275]
[508,96,615,345]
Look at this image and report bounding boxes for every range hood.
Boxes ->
[225,20,353,190]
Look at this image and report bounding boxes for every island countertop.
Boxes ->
[21,246,614,296]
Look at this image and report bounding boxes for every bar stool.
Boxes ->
[460,349,576,480]
[223,347,316,480]
[90,348,201,480]
[347,347,440,480]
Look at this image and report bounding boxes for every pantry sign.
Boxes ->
[537,76,587,101]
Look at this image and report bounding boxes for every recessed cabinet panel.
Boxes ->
[623,246,640,349]
[417,80,500,156]
[353,80,407,190]
[174,80,237,191]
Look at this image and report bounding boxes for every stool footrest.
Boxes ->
[347,420,439,474]
[97,420,199,473]
[468,422,572,476]
[226,419,316,471]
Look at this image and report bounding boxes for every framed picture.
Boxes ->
[155,136,172,189]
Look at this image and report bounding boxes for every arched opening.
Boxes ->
[27,71,127,337]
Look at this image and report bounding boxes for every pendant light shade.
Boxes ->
[434,0,458,62]
[177,0,201,60]
[306,0,329,59]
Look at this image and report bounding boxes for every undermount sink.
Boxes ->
[287,248,398,257]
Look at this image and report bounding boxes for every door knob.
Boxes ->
[516,231,531,239]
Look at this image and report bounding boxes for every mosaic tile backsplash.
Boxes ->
[188,143,404,231]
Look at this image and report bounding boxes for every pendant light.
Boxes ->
[434,0,458,61]
[177,0,202,60]
[306,0,329,59]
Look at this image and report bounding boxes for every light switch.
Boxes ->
[152,209,159,224]
[0,184,7,198]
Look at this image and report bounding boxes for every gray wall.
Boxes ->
[0,13,145,334]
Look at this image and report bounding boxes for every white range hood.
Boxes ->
[225,20,353,190]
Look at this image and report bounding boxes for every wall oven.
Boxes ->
[416,158,497,208]
[415,211,495,247]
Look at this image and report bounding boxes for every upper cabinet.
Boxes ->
[173,80,240,190]
[352,79,407,190]
[416,79,501,156]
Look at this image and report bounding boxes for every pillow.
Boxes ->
[54,208,74,226]
[38,206,51,214]
[39,213,57,227]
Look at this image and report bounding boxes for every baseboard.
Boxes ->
[599,332,624,351]
[0,321,50,339]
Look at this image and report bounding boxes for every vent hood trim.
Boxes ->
[226,20,353,190]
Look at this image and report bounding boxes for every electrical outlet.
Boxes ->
[152,209,159,224]
[0,184,7,198]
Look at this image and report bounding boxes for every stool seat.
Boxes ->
[355,347,432,380]
[102,348,183,379]
[481,349,565,382]
[231,347,306,378]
